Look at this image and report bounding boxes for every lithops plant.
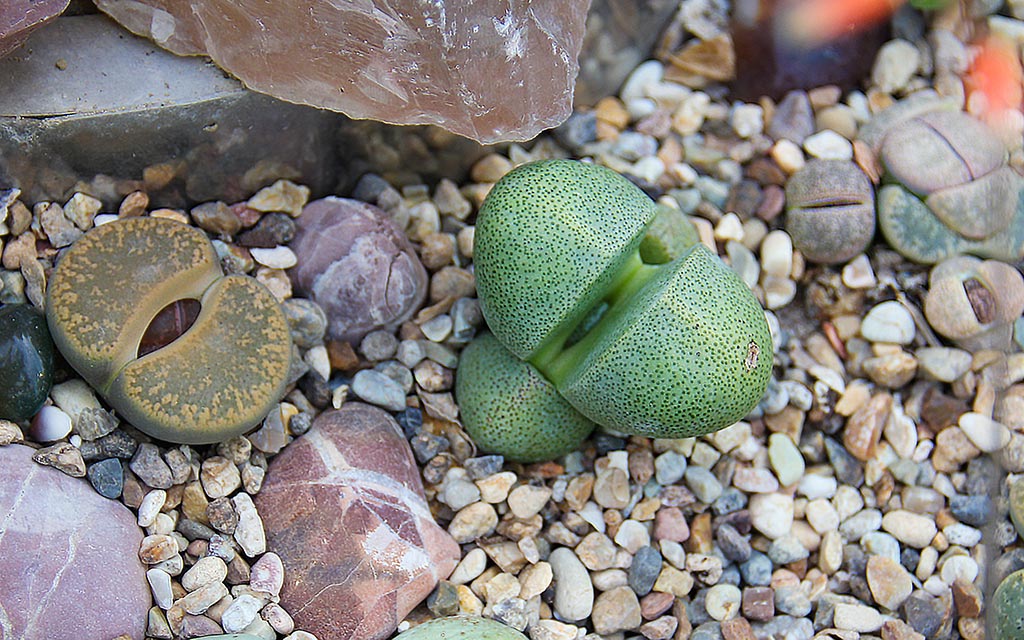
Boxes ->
[993,569,1024,639]
[395,616,528,640]
[46,217,292,444]
[923,255,1024,353]
[785,159,876,264]
[459,159,773,452]
[870,107,1024,264]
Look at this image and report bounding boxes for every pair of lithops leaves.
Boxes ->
[864,99,1024,264]
[46,217,292,444]
[456,160,773,463]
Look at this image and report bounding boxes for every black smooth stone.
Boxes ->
[86,458,124,499]
[0,304,54,421]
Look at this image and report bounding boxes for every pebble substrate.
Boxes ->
[2,2,1024,640]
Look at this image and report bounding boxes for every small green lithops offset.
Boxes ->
[395,616,528,640]
[456,333,595,463]
[47,217,292,444]
[460,159,773,451]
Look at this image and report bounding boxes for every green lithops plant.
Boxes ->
[456,332,595,463]
[47,217,292,444]
[993,569,1024,639]
[395,616,527,640]
[460,159,773,451]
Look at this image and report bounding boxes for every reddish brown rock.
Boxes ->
[255,403,460,640]
[1,0,68,58]
[0,444,150,640]
[93,0,589,143]
[289,197,428,344]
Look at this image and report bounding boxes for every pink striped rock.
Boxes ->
[255,403,459,640]
[0,443,150,640]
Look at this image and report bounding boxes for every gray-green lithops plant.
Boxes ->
[870,107,1024,264]
[394,615,527,640]
[46,217,292,444]
[458,159,773,456]
[993,569,1024,639]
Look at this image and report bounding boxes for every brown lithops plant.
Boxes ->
[46,217,292,444]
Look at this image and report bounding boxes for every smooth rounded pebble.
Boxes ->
[860,301,916,345]
[749,493,794,539]
[549,547,594,622]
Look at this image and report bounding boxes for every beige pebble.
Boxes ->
[958,412,1010,452]
[507,485,553,519]
[771,139,806,173]
[881,510,937,548]
[448,502,498,543]
[476,471,517,503]
[181,556,228,592]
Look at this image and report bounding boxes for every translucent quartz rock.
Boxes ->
[0,0,69,57]
[95,0,589,143]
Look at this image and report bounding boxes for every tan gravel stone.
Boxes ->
[844,392,892,461]
[867,555,913,610]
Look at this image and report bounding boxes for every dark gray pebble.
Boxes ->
[128,443,173,489]
[628,545,662,596]
[901,591,951,638]
[950,494,992,527]
[298,371,332,409]
[689,621,723,640]
[552,111,597,149]
[426,581,460,617]
[75,407,119,441]
[410,432,450,464]
[177,518,218,542]
[86,458,124,499]
[282,298,328,348]
[79,429,138,461]
[395,407,423,439]
[824,437,864,487]
[464,454,504,480]
[716,523,752,563]
[594,433,627,456]
[712,488,747,515]
[901,547,921,574]
[351,173,392,204]
[237,212,295,247]
[289,412,314,437]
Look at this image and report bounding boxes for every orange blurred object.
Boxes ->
[965,34,1024,115]
[781,0,905,46]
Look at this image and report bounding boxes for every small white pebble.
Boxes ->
[249,246,298,269]
[958,412,1010,452]
[730,103,764,138]
[803,130,853,160]
[137,489,167,528]
[842,254,877,289]
[714,213,744,242]
[620,60,664,102]
[770,139,805,173]
[29,405,72,442]
[760,230,793,278]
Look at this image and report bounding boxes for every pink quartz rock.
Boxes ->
[0,443,150,640]
[93,0,590,143]
[255,403,460,640]
[289,196,428,344]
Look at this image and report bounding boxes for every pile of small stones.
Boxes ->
[3,1,1024,639]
